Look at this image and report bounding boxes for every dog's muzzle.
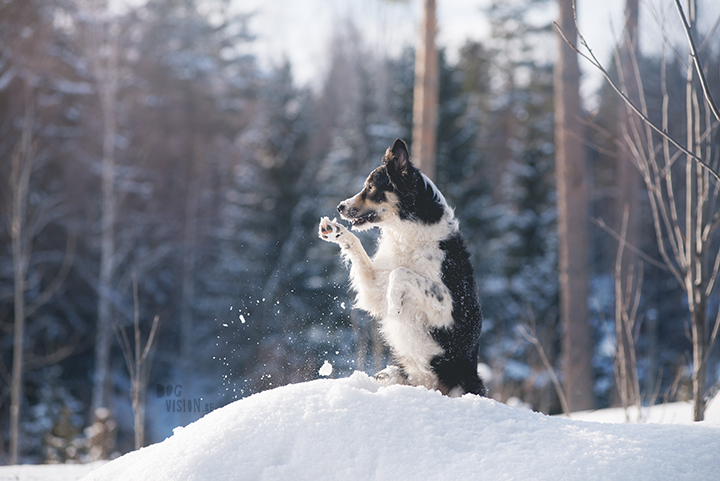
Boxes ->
[337,202,377,227]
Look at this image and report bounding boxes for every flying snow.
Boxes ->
[318,360,333,377]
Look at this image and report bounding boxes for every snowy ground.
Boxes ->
[3,372,719,481]
[0,461,106,481]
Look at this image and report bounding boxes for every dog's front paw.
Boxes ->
[319,216,353,248]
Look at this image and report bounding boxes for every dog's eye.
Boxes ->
[367,184,374,192]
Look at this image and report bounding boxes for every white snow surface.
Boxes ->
[0,461,106,481]
[74,371,720,481]
[5,372,718,480]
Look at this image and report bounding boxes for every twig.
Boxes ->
[591,217,668,270]
[673,0,720,123]
[704,307,720,366]
[141,315,160,365]
[554,5,720,183]
[705,375,720,404]
[642,367,663,423]
[518,309,571,416]
[24,231,77,318]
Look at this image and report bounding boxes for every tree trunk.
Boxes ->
[10,220,26,464]
[684,0,707,420]
[9,91,35,465]
[690,286,707,421]
[684,1,707,419]
[91,15,119,417]
[412,0,439,180]
[554,0,594,412]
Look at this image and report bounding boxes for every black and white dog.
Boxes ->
[319,138,486,397]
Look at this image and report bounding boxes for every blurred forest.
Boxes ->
[1,0,720,464]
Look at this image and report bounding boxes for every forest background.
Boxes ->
[1,0,720,464]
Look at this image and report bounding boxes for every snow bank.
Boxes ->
[569,396,720,425]
[81,372,720,481]
[0,461,106,481]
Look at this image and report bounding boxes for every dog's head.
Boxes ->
[337,138,447,230]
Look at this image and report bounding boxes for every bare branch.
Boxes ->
[111,320,135,379]
[705,307,720,366]
[518,309,571,416]
[706,247,720,296]
[591,217,668,270]
[24,231,76,318]
[140,315,160,365]
[553,20,720,183]
[698,12,720,52]
[133,273,140,382]
[23,329,86,371]
[673,0,720,123]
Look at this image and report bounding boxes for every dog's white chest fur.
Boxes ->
[354,222,457,389]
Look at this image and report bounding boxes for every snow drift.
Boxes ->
[82,372,720,481]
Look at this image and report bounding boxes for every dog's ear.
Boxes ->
[383,138,414,188]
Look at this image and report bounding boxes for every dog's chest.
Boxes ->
[373,240,446,287]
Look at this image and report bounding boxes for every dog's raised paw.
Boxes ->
[318,216,352,246]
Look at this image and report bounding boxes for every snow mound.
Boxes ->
[82,372,720,481]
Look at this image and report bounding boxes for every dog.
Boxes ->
[319,138,486,397]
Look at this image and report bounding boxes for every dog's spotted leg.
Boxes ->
[387,267,453,328]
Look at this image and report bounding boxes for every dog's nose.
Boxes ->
[337,203,346,213]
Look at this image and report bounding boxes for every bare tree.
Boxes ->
[8,85,75,464]
[412,0,439,180]
[113,274,159,450]
[8,86,36,466]
[614,0,642,409]
[561,0,720,421]
[613,206,643,421]
[554,0,594,411]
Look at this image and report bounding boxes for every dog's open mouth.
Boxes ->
[350,211,378,227]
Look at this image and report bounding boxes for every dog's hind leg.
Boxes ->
[387,267,453,328]
[373,365,409,386]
